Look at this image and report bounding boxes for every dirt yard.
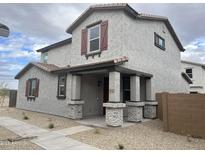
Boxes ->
[0,107,79,131]
[0,126,42,150]
[70,120,205,150]
[0,106,205,150]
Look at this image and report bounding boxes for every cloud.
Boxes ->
[0,3,89,42]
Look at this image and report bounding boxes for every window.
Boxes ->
[25,78,39,99]
[154,33,165,50]
[88,24,100,52]
[57,74,66,99]
[29,79,37,97]
[41,52,48,63]
[186,68,193,78]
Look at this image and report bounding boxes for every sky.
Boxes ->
[0,3,205,89]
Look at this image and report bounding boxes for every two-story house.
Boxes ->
[181,60,205,93]
[15,3,190,127]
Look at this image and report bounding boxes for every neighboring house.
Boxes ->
[0,22,9,37]
[15,4,190,126]
[181,60,205,93]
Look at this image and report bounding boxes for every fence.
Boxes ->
[156,93,205,138]
[9,90,17,107]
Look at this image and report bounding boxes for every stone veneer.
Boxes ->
[67,100,84,119]
[143,101,158,119]
[103,103,126,127]
[126,101,144,122]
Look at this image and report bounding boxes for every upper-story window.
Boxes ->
[154,33,165,50]
[81,20,108,56]
[41,52,48,63]
[88,24,100,52]
[186,68,193,79]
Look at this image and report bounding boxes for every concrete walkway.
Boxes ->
[0,117,98,150]
[54,125,94,136]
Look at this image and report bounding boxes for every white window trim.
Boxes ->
[58,86,65,96]
[88,24,100,53]
[58,80,65,96]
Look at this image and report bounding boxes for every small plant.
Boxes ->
[94,128,101,134]
[48,123,54,129]
[117,143,124,150]
[22,112,29,120]
[48,118,54,129]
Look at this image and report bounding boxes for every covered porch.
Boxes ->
[53,57,158,127]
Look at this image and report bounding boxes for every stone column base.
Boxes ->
[103,103,126,127]
[126,101,145,122]
[143,101,158,119]
[67,100,84,119]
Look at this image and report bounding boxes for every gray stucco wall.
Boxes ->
[121,13,189,96]
[16,66,73,118]
[181,62,205,93]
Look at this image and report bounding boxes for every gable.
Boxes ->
[66,3,184,52]
[15,62,59,79]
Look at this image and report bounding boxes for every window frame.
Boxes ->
[185,68,193,79]
[88,24,101,53]
[41,52,48,64]
[27,78,38,98]
[57,74,67,99]
[154,32,165,50]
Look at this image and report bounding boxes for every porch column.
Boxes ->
[103,71,125,127]
[68,75,84,119]
[144,78,158,119]
[126,75,144,122]
[146,78,155,101]
[130,76,140,101]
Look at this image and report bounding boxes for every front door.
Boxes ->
[103,77,109,115]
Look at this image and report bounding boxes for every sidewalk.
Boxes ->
[0,117,98,150]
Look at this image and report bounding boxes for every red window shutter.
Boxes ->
[35,79,40,97]
[81,28,87,55]
[100,20,108,51]
[25,80,29,97]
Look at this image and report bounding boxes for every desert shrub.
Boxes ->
[22,112,29,120]
[117,144,124,150]
[94,128,101,134]
[48,123,54,129]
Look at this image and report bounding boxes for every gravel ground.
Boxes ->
[0,107,79,131]
[70,119,205,150]
[0,126,42,150]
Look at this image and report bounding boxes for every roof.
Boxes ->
[66,3,138,34]
[52,56,129,73]
[65,3,184,51]
[181,72,193,84]
[181,60,205,68]
[15,62,60,79]
[37,38,72,53]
